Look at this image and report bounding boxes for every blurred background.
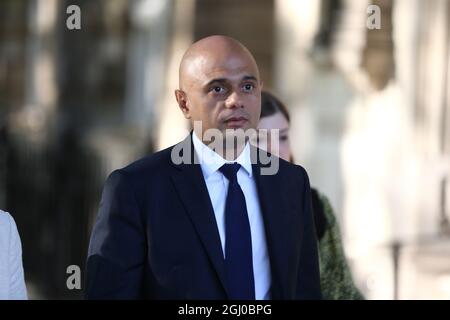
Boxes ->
[0,0,449,299]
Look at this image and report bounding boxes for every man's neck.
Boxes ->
[221,143,246,161]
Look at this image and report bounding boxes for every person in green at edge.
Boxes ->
[257,91,364,300]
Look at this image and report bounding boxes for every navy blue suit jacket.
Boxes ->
[86,134,321,299]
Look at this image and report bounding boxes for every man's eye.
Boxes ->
[243,84,254,91]
[211,86,225,93]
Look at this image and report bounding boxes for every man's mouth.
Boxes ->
[224,116,248,128]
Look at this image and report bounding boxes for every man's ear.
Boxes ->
[175,89,191,119]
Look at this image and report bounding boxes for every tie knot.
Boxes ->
[219,163,241,183]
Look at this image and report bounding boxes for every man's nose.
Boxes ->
[225,91,244,109]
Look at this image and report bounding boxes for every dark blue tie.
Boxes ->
[219,163,255,300]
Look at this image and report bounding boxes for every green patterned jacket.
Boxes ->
[311,189,364,300]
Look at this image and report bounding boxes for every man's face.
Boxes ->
[176,49,262,137]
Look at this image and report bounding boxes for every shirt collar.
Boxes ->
[192,131,253,179]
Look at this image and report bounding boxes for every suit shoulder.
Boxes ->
[278,157,308,179]
[254,147,308,181]
[117,144,176,178]
[100,145,178,203]
[278,161,311,192]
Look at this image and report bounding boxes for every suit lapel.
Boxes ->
[169,134,229,297]
[169,136,296,299]
[252,152,292,299]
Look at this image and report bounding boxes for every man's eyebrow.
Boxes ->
[204,75,258,87]
[204,78,227,87]
[242,75,258,82]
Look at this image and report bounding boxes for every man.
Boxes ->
[86,35,320,299]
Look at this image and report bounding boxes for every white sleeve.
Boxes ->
[7,213,28,300]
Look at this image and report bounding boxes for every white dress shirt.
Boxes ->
[192,132,272,300]
[0,210,28,300]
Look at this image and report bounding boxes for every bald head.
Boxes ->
[179,35,260,90]
[174,35,263,139]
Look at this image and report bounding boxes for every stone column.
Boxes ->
[156,0,196,150]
